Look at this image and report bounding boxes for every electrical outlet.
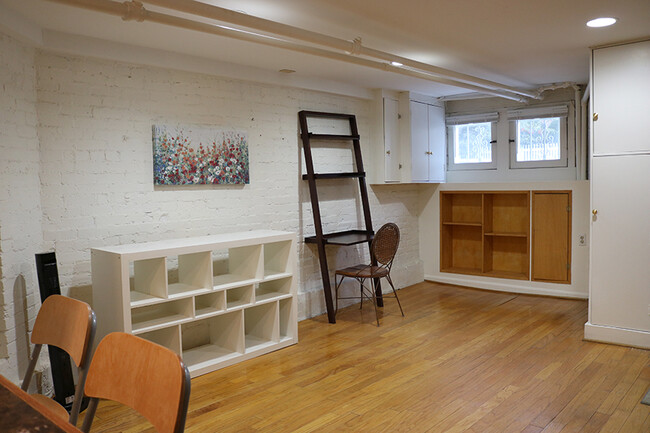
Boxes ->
[578,234,587,246]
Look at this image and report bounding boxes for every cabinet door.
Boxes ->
[427,104,446,183]
[592,40,650,155]
[532,192,571,283]
[383,98,401,182]
[410,101,429,182]
[590,155,650,332]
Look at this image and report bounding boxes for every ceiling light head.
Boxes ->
[279,69,296,74]
[586,17,617,28]
[390,61,403,67]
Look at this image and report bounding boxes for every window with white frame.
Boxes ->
[446,112,498,170]
[508,105,569,168]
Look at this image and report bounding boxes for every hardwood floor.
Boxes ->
[79,282,650,432]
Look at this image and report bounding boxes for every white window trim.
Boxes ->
[508,104,573,169]
[446,112,498,171]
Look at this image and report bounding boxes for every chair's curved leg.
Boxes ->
[386,274,404,317]
[369,282,380,326]
[358,278,364,310]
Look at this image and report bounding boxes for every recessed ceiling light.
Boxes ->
[279,69,296,74]
[390,61,403,67]
[586,17,617,28]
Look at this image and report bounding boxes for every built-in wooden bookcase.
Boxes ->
[441,191,530,280]
[92,230,298,378]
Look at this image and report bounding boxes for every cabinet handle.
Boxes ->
[386,150,391,155]
[592,209,598,215]
[593,113,599,121]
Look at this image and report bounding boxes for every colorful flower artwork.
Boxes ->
[153,125,249,185]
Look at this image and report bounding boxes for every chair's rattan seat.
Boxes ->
[335,264,389,278]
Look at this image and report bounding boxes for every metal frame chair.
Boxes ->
[80,332,191,433]
[334,222,404,326]
[22,294,96,426]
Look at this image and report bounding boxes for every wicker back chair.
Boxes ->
[334,223,404,326]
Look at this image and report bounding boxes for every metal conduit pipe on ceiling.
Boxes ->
[44,0,531,101]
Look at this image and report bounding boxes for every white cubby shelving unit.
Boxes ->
[91,230,298,377]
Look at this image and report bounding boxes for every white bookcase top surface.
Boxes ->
[92,230,295,257]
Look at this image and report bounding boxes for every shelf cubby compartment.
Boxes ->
[256,277,293,303]
[194,292,226,319]
[181,312,245,374]
[245,303,278,353]
[484,192,529,236]
[212,245,262,290]
[226,285,254,310]
[279,298,296,343]
[131,297,193,334]
[137,325,182,355]
[129,257,167,307]
[440,224,483,275]
[167,252,213,299]
[440,192,483,225]
[483,235,529,280]
[263,240,293,280]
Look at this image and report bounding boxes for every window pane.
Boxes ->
[453,122,492,164]
[516,117,561,161]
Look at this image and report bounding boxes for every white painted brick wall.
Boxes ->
[0,33,47,387]
[0,41,424,382]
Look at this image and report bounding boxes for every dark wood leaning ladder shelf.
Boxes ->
[298,110,379,324]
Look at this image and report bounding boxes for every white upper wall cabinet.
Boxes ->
[592,39,650,155]
[409,101,446,183]
[383,97,401,182]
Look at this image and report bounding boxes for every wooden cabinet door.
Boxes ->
[410,101,429,182]
[532,191,571,283]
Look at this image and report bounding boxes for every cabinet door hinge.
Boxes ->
[566,206,571,212]
[566,263,571,270]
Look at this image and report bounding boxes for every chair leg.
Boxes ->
[334,275,341,314]
[368,284,380,327]
[21,344,42,391]
[358,278,364,310]
[386,275,404,317]
[81,398,99,433]
[69,365,90,426]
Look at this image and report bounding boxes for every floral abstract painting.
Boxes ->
[153,125,249,185]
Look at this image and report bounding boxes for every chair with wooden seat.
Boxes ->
[80,332,191,433]
[22,294,96,426]
[334,222,404,326]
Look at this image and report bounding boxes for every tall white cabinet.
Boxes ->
[91,230,298,377]
[585,39,650,348]
[409,100,446,183]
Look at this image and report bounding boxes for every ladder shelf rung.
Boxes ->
[308,133,360,141]
[302,172,366,180]
[304,230,374,246]
[299,110,355,120]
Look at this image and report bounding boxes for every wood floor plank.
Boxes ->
[77,282,650,433]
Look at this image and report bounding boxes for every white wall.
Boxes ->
[419,181,590,299]
[0,32,47,386]
[0,42,425,383]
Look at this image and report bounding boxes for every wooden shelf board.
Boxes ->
[183,344,241,371]
[442,222,482,227]
[263,271,292,281]
[130,291,165,308]
[484,232,528,238]
[483,270,529,280]
[440,266,483,276]
[255,292,292,303]
[195,308,226,319]
[245,336,276,352]
[212,274,259,291]
[167,283,211,299]
[226,299,252,310]
[305,230,374,246]
[132,314,191,334]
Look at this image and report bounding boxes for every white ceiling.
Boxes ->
[1,0,649,98]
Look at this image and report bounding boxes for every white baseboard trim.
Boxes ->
[584,322,650,349]
[424,273,588,299]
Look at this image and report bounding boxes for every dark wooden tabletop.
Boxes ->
[0,374,81,433]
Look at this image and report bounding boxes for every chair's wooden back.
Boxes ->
[371,223,400,266]
[84,332,191,433]
[31,294,94,367]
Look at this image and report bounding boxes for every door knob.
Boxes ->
[386,150,391,155]
[592,209,598,215]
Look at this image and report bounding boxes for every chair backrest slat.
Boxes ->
[83,332,190,433]
[371,223,400,266]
